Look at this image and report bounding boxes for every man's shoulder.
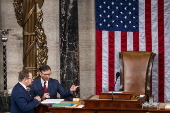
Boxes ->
[33,77,41,83]
[49,78,59,83]
[12,83,24,95]
[33,78,59,83]
[13,83,21,89]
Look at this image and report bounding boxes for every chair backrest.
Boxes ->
[119,51,156,99]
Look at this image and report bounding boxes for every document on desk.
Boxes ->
[165,104,170,109]
[41,99,64,104]
[52,103,84,108]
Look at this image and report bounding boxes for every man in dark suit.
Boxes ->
[10,69,41,113]
[30,65,79,100]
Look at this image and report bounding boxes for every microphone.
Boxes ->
[112,72,120,100]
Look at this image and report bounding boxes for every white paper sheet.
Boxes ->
[165,104,170,109]
[41,99,64,104]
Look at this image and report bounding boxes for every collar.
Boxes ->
[41,78,48,87]
[19,82,27,90]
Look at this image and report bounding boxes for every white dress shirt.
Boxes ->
[19,82,27,90]
[41,78,48,88]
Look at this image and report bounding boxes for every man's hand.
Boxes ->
[70,85,80,92]
[34,96,41,102]
[42,93,50,100]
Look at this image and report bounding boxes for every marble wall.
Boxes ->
[0,0,95,99]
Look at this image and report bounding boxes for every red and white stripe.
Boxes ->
[96,0,170,102]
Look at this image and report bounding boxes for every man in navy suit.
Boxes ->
[30,65,79,100]
[10,69,41,113]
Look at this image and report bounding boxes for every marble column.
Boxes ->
[60,0,79,98]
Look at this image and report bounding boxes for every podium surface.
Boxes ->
[83,94,145,109]
[99,91,134,100]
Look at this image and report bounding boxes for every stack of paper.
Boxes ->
[41,99,64,104]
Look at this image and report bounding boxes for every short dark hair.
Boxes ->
[39,65,51,72]
[18,69,31,82]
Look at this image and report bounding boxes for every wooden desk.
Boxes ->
[36,95,170,113]
[36,104,50,113]
[37,103,170,113]
[48,107,170,113]
[83,95,145,109]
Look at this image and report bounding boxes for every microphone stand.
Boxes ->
[112,72,120,100]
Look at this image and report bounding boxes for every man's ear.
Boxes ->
[39,72,42,77]
[37,71,41,76]
[23,78,28,83]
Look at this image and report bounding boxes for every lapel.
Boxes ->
[37,78,44,94]
[48,78,52,93]
[18,83,31,98]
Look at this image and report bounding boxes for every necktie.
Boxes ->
[43,81,47,93]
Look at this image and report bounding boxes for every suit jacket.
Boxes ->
[30,78,72,99]
[10,83,40,113]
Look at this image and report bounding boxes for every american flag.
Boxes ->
[95,0,170,102]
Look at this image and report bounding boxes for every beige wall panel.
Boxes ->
[42,0,60,81]
[78,0,95,98]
